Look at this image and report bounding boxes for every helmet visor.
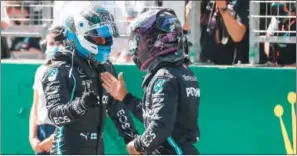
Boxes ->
[84,27,114,46]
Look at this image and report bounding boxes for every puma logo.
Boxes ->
[80,133,89,140]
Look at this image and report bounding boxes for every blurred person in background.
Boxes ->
[112,1,161,63]
[101,8,200,155]
[116,1,161,21]
[6,1,41,53]
[53,1,93,25]
[41,3,138,154]
[29,25,65,155]
[184,0,249,65]
[264,2,296,66]
[1,1,11,29]
[1,0,11,59]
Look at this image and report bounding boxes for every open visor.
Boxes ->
[84,26,118,46]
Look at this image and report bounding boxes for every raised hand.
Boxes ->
[101,72,128,101]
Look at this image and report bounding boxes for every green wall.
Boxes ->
[1,62,296,154]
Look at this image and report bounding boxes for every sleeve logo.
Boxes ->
[48,68,58,81]
[153,79,165,93]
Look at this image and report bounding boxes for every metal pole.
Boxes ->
[189,1,201,63]
[249,1,260,64]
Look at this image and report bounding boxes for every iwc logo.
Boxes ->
[274,92,296,154]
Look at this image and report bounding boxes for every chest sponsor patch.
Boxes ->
[186,87,200,97]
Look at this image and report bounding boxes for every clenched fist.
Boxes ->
[81,91,100,108]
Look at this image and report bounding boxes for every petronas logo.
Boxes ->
[274,92,296,154]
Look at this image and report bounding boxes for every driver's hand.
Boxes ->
[101,72,128,101]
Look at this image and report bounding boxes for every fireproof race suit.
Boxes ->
[41,49,138,155]
[122,61,200,155]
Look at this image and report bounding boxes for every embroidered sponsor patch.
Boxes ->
[48,68,58,81]
[153,79,165,93]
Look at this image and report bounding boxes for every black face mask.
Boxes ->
[133,55,142,70]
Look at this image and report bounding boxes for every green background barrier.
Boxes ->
[1,61,296,154]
